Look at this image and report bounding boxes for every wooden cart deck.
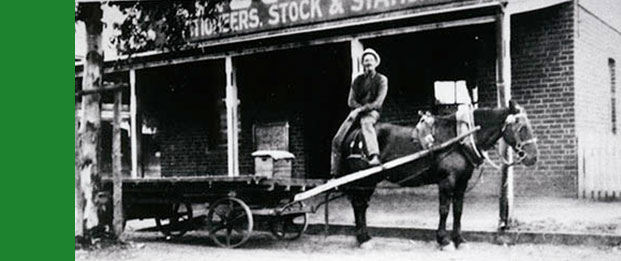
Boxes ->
[101,175,326,247]
[101,175,326,211]
[104,175,325,187]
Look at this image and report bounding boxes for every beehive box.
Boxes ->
[252,150,294,178]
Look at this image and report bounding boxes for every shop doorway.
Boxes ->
[236,43,351,179]
[361,24,494,119]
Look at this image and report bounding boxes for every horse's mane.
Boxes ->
[413,107,510,135]
[431,107,509,124]
[373,107,511,132]
[473,107,511,126]
[433,113,457,122]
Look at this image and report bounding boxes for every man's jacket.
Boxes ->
[348,72,388,111]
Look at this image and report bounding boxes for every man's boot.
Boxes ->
[368,154,381,166]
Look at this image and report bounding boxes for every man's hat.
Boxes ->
[361,48,380,65]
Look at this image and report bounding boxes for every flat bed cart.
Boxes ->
[103,127,480,248]
[103,176,325,248]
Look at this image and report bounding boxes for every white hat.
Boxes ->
[361,48,380,65]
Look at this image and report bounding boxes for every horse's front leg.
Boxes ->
[349,189,374,247]
[451,184,467,248]
[437,178,453,249]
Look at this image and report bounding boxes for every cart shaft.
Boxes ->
[293,127,481,202]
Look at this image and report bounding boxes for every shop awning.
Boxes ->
[506,0,571,15]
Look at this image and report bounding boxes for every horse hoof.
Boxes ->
[359,240,375,250]
[456,243,469,250]
[439,243,455,251]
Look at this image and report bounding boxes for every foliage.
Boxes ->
[75,1,228,130]
[76,1,227,55]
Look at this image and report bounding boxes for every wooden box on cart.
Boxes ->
[252,150,294,178]
[252,121,294,178]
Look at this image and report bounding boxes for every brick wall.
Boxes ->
[137,61,228,177]
[159,122,228,176]
[470,3,577,197]
[513,3,576,197]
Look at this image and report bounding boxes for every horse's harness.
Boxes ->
[416,110,537,169]
[499,112,538,166]
[414,109,485,166]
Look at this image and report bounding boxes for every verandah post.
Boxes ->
[130,69,142,178]
[225,56,240,177]
[496,6,514,231]
[112,90,124,237]
[351,38,364,79]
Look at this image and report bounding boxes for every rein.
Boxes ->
[484,112,538,168]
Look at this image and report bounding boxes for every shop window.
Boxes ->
[610,58,617,134]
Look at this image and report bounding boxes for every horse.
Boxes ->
[337,100,538,250]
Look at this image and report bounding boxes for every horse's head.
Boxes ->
[501,101,538,166]
[415,111,435,149]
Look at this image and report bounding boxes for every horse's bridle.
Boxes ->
[499,112,538,165]
[416,110,537,167]
[414,112,436,149]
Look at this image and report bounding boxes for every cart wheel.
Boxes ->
[270,202,308,240]
[155,202,193,239]
[207,197,254,248]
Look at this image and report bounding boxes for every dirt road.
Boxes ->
[76,231,619,261]
[307,191,621,235]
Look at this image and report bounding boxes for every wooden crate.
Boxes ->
[252,150,294,178]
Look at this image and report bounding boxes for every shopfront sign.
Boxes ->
[189,0,477,41]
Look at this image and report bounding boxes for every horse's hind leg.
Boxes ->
[349,188,375,246]
[437,178,454,249]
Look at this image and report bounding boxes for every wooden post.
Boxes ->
[130,69,142,177]
[496,8,514,230]
[77,2,104,236]
[225,56,240,177]
[112,91,124,237]
[351,38,364,80]
[75,100,83,236]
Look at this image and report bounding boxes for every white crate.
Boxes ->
[252,150,295,178]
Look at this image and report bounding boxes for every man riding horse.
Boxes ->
[331,48,388,176]
[338,100,538,249]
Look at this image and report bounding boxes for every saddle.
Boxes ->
[346,128,370,160]
[346,116,436,162]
